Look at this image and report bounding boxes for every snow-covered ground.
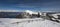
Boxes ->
[0,18,60,27]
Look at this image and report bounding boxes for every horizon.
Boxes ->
[0,10,59,12]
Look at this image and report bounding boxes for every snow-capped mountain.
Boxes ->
[25,10,38,14]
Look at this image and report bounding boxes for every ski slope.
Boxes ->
[0,18,60,27]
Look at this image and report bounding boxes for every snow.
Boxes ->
[0,18,60,27]
[25,10,37,14]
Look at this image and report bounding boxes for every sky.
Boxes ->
[0,0,60,12]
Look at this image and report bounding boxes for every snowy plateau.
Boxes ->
[0,18,60,27]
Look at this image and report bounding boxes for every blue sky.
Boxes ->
[0,0,60,12]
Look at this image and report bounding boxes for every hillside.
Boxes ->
[0,18,60,27]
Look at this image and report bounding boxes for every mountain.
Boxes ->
[0,10,39,18]
[0,12,23,18]
[25,10,38,14]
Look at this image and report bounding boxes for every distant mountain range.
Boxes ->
[0,10,59,18]
[0,10,36,18]
[0,12,23,18]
